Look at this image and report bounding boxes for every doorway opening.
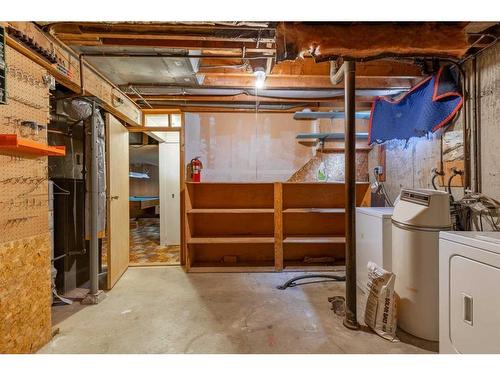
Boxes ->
[128,113,182,266]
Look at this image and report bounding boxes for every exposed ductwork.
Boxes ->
[122,86,407,99]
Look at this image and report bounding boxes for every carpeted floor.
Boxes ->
[102,218,180,265]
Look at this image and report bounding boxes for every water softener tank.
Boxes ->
[392,188,451,341]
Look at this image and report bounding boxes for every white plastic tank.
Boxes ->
[392,188,451,341]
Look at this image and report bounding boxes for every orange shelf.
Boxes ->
[0,134,66,157]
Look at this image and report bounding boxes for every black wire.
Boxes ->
[431,174,439,190]
[448,174,457,202]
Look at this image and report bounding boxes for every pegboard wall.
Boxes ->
[0,45,52,354]
[0,45,50,243]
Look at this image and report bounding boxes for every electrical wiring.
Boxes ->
[455,193,500,231]
[51,180,70,195]
[373,169,393,207]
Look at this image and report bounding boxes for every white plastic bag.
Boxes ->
[364,261,399,342]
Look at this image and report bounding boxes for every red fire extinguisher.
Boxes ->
[189,157,203,182]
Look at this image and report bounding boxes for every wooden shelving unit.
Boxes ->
[185,182,275,272]
[280,182,368,271]
[184,181,370,272]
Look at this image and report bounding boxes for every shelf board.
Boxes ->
[187,208,274,214]
[296,132,369,141]
[293,110,371,120]
[317,147,372,153]
[188,237,275,244]
[283,262,344,272]
[283,236,346,244]
[0,134,66,157]
[189,262,275,273]
[283,208,345,214]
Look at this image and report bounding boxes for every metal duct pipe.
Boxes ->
[124,86,407,99]
[89,100,99,296]
[82,101,105,305]
[330,60,347,85]
[343,60,359,330]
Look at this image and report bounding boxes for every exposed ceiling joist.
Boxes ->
[198,74,417,89]
[48,22,276,52]
[43,21,274,35]
[54,32,275,44]
[99,39,274,51]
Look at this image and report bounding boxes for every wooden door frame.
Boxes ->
[139,110,186,266]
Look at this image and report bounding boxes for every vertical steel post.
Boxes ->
[343,60,359,330]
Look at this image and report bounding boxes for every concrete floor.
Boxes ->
[39,267,435,354]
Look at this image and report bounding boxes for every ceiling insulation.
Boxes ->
[275,22,471,61]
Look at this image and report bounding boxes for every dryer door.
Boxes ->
[450,255,500,353]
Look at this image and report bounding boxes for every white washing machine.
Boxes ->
[356,207,394,292]
[439,231,500,354]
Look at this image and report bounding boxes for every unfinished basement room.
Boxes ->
[2,2,500,372]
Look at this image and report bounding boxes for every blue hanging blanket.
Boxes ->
[369,65,463,145]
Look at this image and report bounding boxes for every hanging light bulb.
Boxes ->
[253,67,266,89]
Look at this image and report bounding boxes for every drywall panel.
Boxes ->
[159,141,181,246]
[185,112,368,182]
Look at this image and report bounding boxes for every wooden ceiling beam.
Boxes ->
[55,32,275,44]
[47,22,275,36]
[60,36,275,52]
[198,74,417,89]
[271,59,423,77]
[104,38,274,52]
